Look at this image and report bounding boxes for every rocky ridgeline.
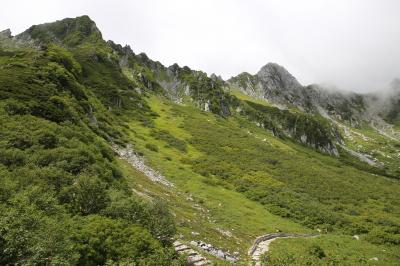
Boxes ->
[112,144,174,187]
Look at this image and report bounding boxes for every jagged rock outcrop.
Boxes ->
[113,46,234,116]
[257,63,303,104]
[106,38,233,116]
[151,63,233,117]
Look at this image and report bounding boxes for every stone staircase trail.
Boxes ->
[173,241,210,266]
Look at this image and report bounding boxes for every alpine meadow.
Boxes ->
[0,14,399,266]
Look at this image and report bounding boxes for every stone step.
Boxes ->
[173,240,211,265]
[175,245,190,252]
[173,241,182,247]
[188,254,205,263]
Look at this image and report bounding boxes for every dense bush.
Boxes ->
[150,129,187,152]
[72,215,165,265]
[145,143,159,152]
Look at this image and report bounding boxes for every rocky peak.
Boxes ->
[229,63,306,107]
[167,63,180,76]
[136,53,165,72]
[228,72,257,88]
[256,63,302,92]
[108,40,135,57]
[15,15,103,46]
[210,73,224,83]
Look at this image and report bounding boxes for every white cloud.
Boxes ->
[1,0,400,92]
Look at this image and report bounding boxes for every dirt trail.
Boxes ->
[248,233,319,266]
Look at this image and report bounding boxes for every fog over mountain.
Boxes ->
[2,0,400,92]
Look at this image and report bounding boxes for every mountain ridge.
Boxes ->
[6,15,398,153]
[4,15,398,129]
[229,63,400,135]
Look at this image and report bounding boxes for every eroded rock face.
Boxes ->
[256,63,303,103]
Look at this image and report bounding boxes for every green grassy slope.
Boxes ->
[264,234,399,265]
[0,43,185,265]
[117,94,400,264]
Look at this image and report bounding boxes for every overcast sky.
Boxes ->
[2,0,400,92]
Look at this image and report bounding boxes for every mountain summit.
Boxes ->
[257,63,302,93]
[15,15,103,47]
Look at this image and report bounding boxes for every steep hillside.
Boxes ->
[0,16,399,265]
[0,17,185,265]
